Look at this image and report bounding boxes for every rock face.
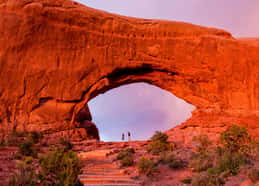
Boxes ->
[0,0,258,142]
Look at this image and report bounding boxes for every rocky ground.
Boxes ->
[0,132,258,186]
[73,140,259,186]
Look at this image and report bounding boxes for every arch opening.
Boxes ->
[88,82,195,142]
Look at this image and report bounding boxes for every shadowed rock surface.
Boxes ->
[0,0,258,142]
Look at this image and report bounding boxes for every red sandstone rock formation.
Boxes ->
[0,0,258,142]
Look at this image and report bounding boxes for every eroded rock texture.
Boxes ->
[0,0,258,142]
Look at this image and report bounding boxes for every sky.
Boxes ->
[76,0,259,141]
[88,83,194,141]
[76,0,259,37]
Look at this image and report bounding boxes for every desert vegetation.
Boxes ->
[113,126,258,185]
[147,131,172,154]
[114,130,183,179]
[1,131,83,186]
[116,148,135,167]
[8,160,38,186]
[8,147,82,186]
[138,157,157,176]
[1,125,258,185]
[188,125,259,185]
[38,148,82,185]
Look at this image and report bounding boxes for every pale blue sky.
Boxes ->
[75,0,259,141]
[88,83,195,141]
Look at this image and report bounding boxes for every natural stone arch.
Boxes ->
[0,0,258,142]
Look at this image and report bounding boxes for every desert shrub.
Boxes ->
[120,156,134,167]
[19,140,35,156]
[190,125,255,184]
[147,131,171,154]
[117,148,135,167]
[138,157,157,176]
[190,134,215,172]
[181,178,192,184]
[28,131,42,144]
[124,148,135,154]
[8,161,37,186]
[150,131,168,142]
[24,156,33,164]
[220,125,250,153]
[191,172,224,186]
[159,152,183,169]
[248,168,259,183]
[190,151,214,172]
[205,151,245,178]
[39,148,82,185]
[207,125,253,177]
[59,136,73,151]
[116,148,135,160]
[216,152,245,176]
[193,134,211,154]
[190,158,213,172]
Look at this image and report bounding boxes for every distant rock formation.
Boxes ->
[0,0,258,142]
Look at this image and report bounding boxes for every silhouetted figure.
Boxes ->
[122,133,125,141]
[128,131,131,141]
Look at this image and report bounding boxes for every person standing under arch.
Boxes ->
[128,131,131,141]
[122,133,125,141]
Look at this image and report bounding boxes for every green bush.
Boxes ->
[193,134,211,154]
[181,178,192,184]
[59,136,73,151]
[190,134,215,172]
[190,152,213,172]
[159,152,183,169]
[120,156,134,167]
[124,148,135,154]
[39,148,82,185]
[220,125,250,153]
[248,168,259,183]
[8,161,37,186]
[216,152,245,176]
[147,131,171,154]
[19,140,35,156]
[189,125,255,184]
[117,148,135,167]
[191,172,224,186]
[116,148,135,160]
[138,157,156,176]
[24,156,33,164]
[204,151,245,177]
[150,131,169,142]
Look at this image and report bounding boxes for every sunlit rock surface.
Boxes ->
[0,0,258,142]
